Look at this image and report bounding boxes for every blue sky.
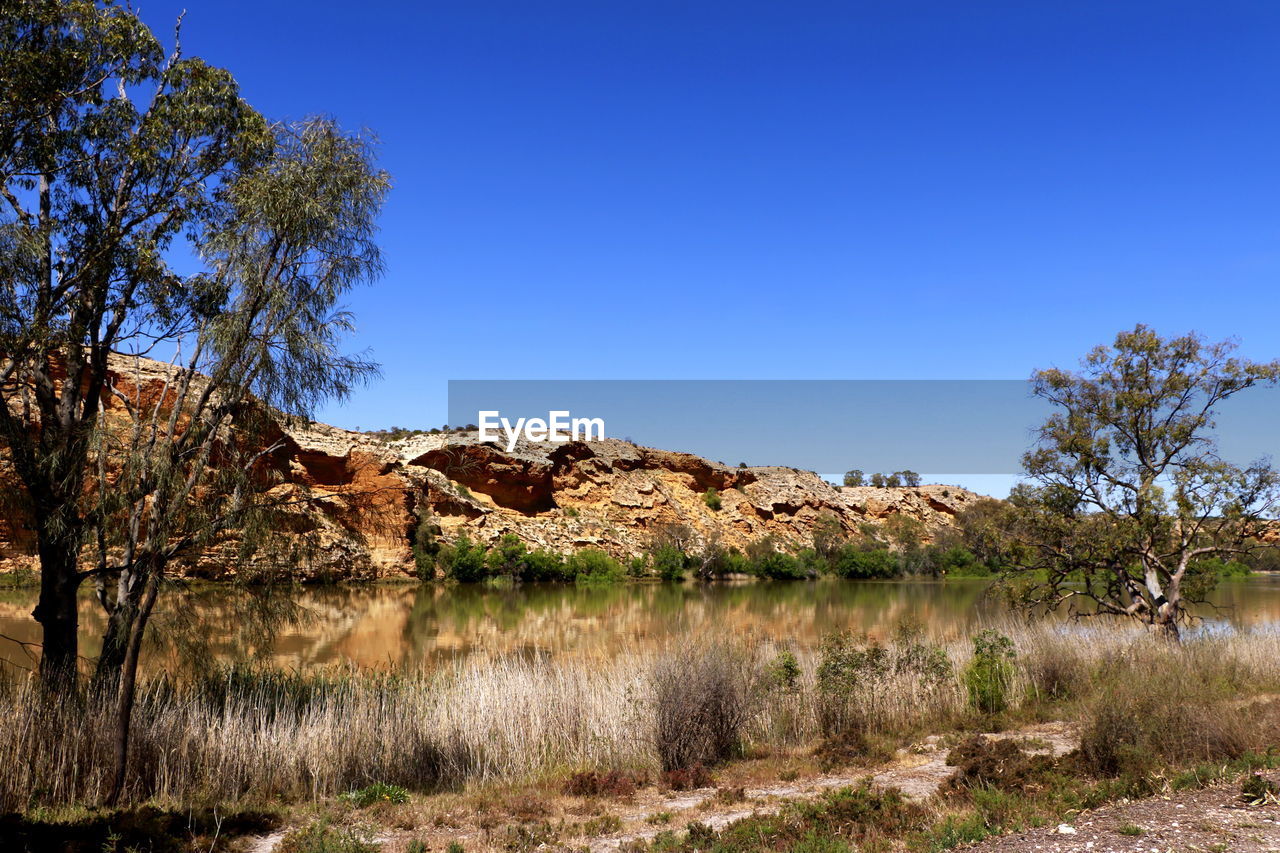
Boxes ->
[141,1,1280,446]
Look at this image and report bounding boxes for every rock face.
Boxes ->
[222,424,982,578]
[0,360,987,579]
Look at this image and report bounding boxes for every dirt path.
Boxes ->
[965,773,1280,852]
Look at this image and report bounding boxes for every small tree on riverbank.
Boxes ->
[1000,326,1280,640]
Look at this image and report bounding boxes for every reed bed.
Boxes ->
[3,619,1280,812]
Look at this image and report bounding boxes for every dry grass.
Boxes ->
[3,620,1280,812]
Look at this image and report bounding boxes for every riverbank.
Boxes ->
[4,619,1280,850]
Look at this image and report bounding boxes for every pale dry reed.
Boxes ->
[3,620,1279,811]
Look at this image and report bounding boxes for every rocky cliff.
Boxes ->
[0,360,987,580]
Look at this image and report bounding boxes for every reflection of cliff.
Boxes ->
[0,358,986,580]
[5,578,1278,674]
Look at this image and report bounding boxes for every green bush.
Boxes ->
[767,649,801,693]
[446,534,489,583]
[703,487,722,511]
[485,533,528,578]
[651,543,688,582]
[964,630,1016,714]
[340,781,410,807]
[523,548,569,582]
[832,546,899,579]
[753,550,808,580]
[930,545,990,576]
[568,548,625,585]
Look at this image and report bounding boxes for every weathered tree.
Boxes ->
[1002,326,1280,640]
[1,0,263,688]
[0,0,387,727]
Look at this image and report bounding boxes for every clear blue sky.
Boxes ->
[141,0,1280,433]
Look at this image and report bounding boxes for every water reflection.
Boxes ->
[1,576,1278,673]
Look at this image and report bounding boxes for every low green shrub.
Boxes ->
[702,488,722,511]
[651,544,688,582]
[831,546,899,579]
[339,781,410,807]
[569,549,625,585]
[964,630,1016,714]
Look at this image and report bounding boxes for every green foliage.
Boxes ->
[485,534,528,578]
[1009,325,1280,634]
[651,544,688,582]
[930,545,991,577]
[702,488,722,511]
[842,470,865,487]
[412,516,442,581]
[964,630,1016,714]
[831,546,899,579]
[767,649,802,693]
[446,535,489,583]
[568,549,625,585]
[753,550,808,580]
[523,549,570,582]
[339,781,410,807]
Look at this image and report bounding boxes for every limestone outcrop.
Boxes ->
[0,359,987,579]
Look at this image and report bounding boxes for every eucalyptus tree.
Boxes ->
[1004,326,1280,640]
[0,0,387,706]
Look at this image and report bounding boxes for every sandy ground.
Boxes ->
[966,773,1280,852]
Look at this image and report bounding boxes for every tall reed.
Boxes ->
[3,620,1279,812]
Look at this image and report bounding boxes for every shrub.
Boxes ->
[930,545,989,577]
[446,535,488,583]
[660,764,714,790]
[816,628,952,745]
[485,534,528,578]
[522,548,569,582]
[942,735,1053,792]
[964,630,1016,714]
[278,821,378,853]
[702,488,722,511]
[745,538,810,579]
[412,516,442,580]
[568,548,625,585]
[651,544,687,582]
[767,649,801,693]
[1075,669,1265,777]
[653,645,758,771]
[832,546,899,579]
[340,781,410,807]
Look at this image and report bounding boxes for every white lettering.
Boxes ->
[524,417,547,442]
[478,412,606,447]
[478,411,501,443]
[572,416,606,441]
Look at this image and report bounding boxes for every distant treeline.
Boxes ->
[414,500,1275,586]
[842,469,921,487]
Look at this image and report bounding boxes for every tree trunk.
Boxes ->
[32,536,82,691]
[1154,600,1181,643]
[92,602,131,699]
[104,572,159,807]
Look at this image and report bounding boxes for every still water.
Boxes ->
[1,576,1278,674]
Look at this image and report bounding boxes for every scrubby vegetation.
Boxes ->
[5,620,1279,814]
